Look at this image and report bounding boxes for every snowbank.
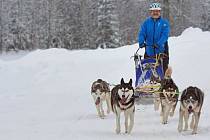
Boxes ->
[0,27,209,140]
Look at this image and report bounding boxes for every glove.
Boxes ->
[139,43,146,48]
[153,44,159,49]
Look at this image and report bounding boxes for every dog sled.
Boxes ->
[133,50,164,105]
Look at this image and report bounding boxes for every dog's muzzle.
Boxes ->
[95,97,100,105]
[188,106,193,114]
[120,95,129,105]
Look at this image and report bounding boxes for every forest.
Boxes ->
[0,0,210,52]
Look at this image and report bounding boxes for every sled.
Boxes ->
[133,52,164,105]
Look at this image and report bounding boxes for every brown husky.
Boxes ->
[91,79,111,118]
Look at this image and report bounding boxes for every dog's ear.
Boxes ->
[181,89,187,101]
[121,78,125,85]
[164,66,172,78]
[97,79,103,82]
[129,79,132,86]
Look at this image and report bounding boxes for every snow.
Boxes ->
[0,27,210,140]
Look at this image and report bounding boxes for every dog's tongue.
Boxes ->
[121,97,127,104]
[95,98,100,105]
[188,109,193,114]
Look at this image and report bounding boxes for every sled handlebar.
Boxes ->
[134,53,142,61]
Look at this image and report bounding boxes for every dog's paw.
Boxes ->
[101,116,105,119]
[101,112,105,117]
[162,121,168,125]
[161,119,168,124]
[127,131,131,135]
[99,114,105,119]
[98,112,101,116]
[178,126,182,133]
[107,109,110,114]
[115,129,121,134]
[192,131,197,135]
[100,116,105,119]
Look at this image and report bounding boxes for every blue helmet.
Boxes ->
[149,2,161,10]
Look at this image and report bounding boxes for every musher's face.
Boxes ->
[150,10,161,19]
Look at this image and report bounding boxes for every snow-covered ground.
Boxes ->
[0,27,209,140]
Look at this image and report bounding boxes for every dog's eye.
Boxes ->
[191,99,196,103]
[92,93,97,97]
[186,100,190,103]
[121,88,128,92]
[124,89,129,92]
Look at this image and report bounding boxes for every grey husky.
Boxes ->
[178,86,204,134]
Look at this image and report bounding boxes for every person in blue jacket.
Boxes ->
[138,2,170,73]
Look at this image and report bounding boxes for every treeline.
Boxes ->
[0,0,210,52]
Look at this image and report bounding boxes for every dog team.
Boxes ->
[91,67,204,135]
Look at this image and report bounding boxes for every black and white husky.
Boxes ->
[111,78,135,134]
[178,86,204,134]
[91,79,111,119]
[157,67,179,124]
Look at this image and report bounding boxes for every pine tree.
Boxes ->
[7,0,22,51]
[97,0,120,48]
[202,0,210,30]
[0,0,3,53]
[207,1,210,30]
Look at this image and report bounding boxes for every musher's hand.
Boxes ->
[139,43,146,48]
[153,44,159,49]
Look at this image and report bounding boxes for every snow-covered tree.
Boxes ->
[97,0,120,48]
[0,0,3,53]
[0,0,210,52]
[201,0,210,30]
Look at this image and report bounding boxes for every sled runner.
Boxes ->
[133,51,164,105]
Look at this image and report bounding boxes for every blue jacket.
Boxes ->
[138,17,170,56]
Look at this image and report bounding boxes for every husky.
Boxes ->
[154,66,172,111]
[111,78,135,134]
[157,67,179,124]
[91,79,111,118]
[178,86,204,134]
